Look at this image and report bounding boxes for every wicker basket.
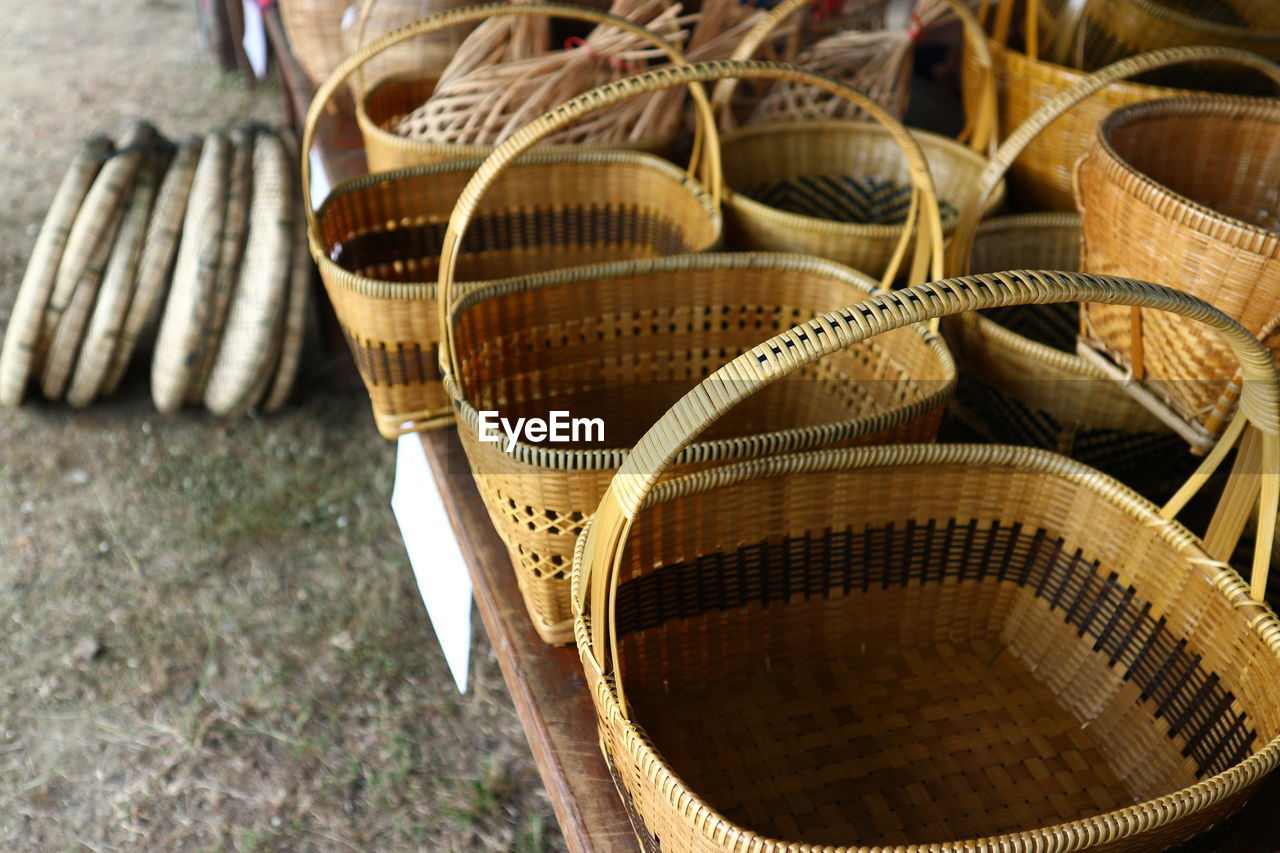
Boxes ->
[350,3,683,172]
[718,120,1002,279]
[710,0,1000,280]
[960,0,1280,210]
[279,0,472,87]
[1076,0,1280,84]
[1077,96,1280,453]
[436,59,955,643]
[946,44,1280,464]
[574,270,1280,853]
[304,7,723,438]
[344,0,478,93]
[951,213,1184,483]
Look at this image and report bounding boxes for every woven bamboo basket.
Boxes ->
[945,45,1280,467]
[437,59,953,644]
[573,270,1280,853]
[1077,96,1280,454]
[306,5,722,439]
[279,0,473,87]
[712,0,1003,278]
[353,3,680,172]
[1076,0,1280,83]
[345,0,477,93]
[960,0,1280,211]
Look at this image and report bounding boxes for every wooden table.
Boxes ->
[263,11,1280,851]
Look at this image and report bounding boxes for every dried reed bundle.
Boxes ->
[750,0,962,124]
[392,0,696,146]
[433,0,550,91]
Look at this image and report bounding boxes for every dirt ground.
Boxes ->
[0,1,562,850]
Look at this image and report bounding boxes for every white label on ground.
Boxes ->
[391,433,473,693]
[240,0,269,80]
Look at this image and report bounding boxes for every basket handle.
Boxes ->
[987,0,1086,61]
[576,270,1279,701]
[435,59,947,381]
[301,2,710,249]
[946,44,1280,276]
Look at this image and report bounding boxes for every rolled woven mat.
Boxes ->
[38,120,156,399]
[40,122,157,400]
[67,143,172,408]
[186,125,257,405]
[261,127,312,414]
[0,135,113,406]
[151,130,230,413]
[101,134,203,397]
[204,129,292,417]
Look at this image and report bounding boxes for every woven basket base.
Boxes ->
[634,636,1136,846]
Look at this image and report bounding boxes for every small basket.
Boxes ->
[951,213,1184,483]
[351,3,681,172]
[1077,96,1280,452]
[574,270,1280,853]
[304,3,723,438]
[959,0,1280,211]
[279,0,472,88]
[437,60,956,644]
[713,0,1003,279]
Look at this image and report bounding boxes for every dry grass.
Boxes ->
[0,0,564,850]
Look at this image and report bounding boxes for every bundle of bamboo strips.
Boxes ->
[390,0,761,147]
[750,0,962,124]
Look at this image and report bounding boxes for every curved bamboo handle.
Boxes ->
[301,2,706,249]
[946,45,1280,276]
[578,270,1280,683]
[708,0,807,117]
[950,0,1000,155]
[435,59,947,380]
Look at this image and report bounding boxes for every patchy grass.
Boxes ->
[0,392,564,852]
[0,2,566,849]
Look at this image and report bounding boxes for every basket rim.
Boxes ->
[986,35,1218,96]
[1090,95,1280,252]
[1100,0,1280,42]
[573,440,1280,853]
[310,147,721,300]
[355,69,680,160]
[720,119,1003,239]
[443,251,956,470]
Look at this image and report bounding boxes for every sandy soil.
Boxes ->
[0,1,561,850]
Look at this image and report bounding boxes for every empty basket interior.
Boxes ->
[721,122,988,228]
[612,457,1280,847]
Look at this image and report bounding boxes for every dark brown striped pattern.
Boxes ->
[616,521,1256,779]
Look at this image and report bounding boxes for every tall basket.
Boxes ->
[1077,96,1280,453]
[945,44,1280,462]
[438,59,954,643]
[303,3,723,438]
[959,0,1280,210]
[575,270,1280,853]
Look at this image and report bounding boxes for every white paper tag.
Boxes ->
[241,0,269,80]
[392,433,473,693]
[308,147,331,209]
